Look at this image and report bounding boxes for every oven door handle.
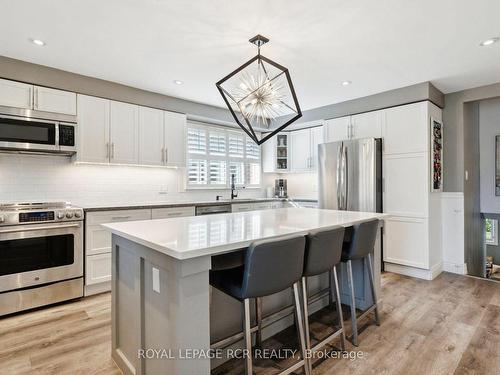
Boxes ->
[0,223,81,234]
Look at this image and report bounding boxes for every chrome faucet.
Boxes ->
[231,174,238,200]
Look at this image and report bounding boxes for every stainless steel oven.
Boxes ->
[0,114,77,154]
[0,202,84,316]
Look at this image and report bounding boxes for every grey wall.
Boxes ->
[0,55,233,124]
[443,82,500,192]
[299,82,443,123]
[479,98,500,214]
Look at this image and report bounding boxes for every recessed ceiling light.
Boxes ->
[480,37,499,46]
[341,80,352,86]
[30,38,46,46]
[173,80,183,85]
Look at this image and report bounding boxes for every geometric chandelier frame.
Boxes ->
[216,35,302,145]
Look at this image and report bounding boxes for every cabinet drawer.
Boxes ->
[85,253,111,286]
[383,217,429,269]
[152,206,195,219]
[253,202,273,210]
[86,224,112,255]
[86,209,151,225]
[231,204,254,212]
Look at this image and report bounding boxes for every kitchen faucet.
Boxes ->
[231,174,238,200]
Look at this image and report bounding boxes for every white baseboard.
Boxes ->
[384,262,443,280]
[84,281,111,296]
[443,261,467,275]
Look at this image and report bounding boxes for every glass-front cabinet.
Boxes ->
[276,133,289,171]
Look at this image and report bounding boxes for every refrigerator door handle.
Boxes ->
[343,145,348,210]
[336,144,343,209]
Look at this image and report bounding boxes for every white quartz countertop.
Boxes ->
[101,208,388,260]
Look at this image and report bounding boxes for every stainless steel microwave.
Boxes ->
[0,114,77,155]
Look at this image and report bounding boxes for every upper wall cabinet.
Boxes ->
[0,79,76,115]
[382,102,427,154]
[138,106,165,166]
[109,101,139,164]
[164,111,186,167]
[77,95,110,163]
[0,79,32,109]
[33,86,77,115]
[290,126,324,172]
[324,112,382,143]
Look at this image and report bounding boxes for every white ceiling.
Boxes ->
[1,0,500,110]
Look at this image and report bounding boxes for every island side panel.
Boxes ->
[111,234,212,375]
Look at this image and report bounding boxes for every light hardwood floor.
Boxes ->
[0,272,499,374]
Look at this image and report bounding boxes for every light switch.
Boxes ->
[152,267,160,293]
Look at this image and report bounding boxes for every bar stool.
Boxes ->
[210,234,310,375]
[341,219,380,346]
[301,226,346,374]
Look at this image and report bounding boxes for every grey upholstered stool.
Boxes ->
[301,226,346,373]
[341,219,380,346]
[210,234,310,375]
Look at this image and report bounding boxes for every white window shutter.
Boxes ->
[245,163,261,185]
[209,160,227,185]
[228,133,244,158]
[245,137,260,159]
[209,131,226,156]
[187,128,206,154]
[229,162,244,185]
[187,159,207,185]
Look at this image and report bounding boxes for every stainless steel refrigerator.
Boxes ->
[318,138,382,213]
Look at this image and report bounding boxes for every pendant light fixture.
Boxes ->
[216,35,302,145]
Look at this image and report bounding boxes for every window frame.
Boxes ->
[186,122,261,190]
[485,218,498,246]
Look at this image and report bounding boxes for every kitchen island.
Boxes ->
[102,208,387,375]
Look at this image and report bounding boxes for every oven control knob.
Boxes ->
[74,211,82,218]
[57,211,65,220]
[65,212,74,219]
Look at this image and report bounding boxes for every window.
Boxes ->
[485,219,498,246]
[186,123,261,188]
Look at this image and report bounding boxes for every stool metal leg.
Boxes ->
[367,253,380,326]
[301,277,313,375]
[346,260,358,346]
[332,266,346,351]
[328,269,333,306]
[243,299,253,375]
[255,297,263,348]
[293,282,310,375]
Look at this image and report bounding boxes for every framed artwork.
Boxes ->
[496,136,500,196]
[431,118,443,192]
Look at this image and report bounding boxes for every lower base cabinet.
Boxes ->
[86,253,112,285]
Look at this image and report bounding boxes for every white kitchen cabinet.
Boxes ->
[33,86,77,115]
[77,95,110,163]
[310,126,324,169]
[164,111,187,167]
[324,116,350,142]
[109,101,139,164]
[151,206,195,219]
[262,132,290,173]
[350,111,382,139]
[384,217,429,269]
[138,106,164,166]
[86,253,112,286]
[0,78,32,109]
[382,102,428,154]
[262,134,276,173]
[291,128,311,172]
[231,203,255,212]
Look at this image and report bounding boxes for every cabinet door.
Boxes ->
[33,86,77,115]
[77,95,110,163]
[324,116,350,142]
[291,128,311,172]
[85,253,112,285]
[164,111,186,167]
[276,133,289,171]
[138,106,164,166]
[151,206,195,219]
[310,126,324,169]
[0,78,32,109]
[262,134,276,173]
[383,102,427,154]
[384,217,429,269]
[231,203,255,212]
[351,111,382,139]
[109,101,139,164]
[383,154,429,217]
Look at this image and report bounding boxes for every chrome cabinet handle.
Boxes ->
[165,148,168,164]
[0,223,81,234]
[111,143,115,159]
[106,142,109,159]
[161,148,165,163]
[111,216,132,220]
[33,87,38,109]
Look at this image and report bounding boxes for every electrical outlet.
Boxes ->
[159,185,168,195]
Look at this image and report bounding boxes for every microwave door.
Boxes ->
[0,115,57,152]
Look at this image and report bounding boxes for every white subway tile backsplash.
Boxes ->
[0,154,264,205]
